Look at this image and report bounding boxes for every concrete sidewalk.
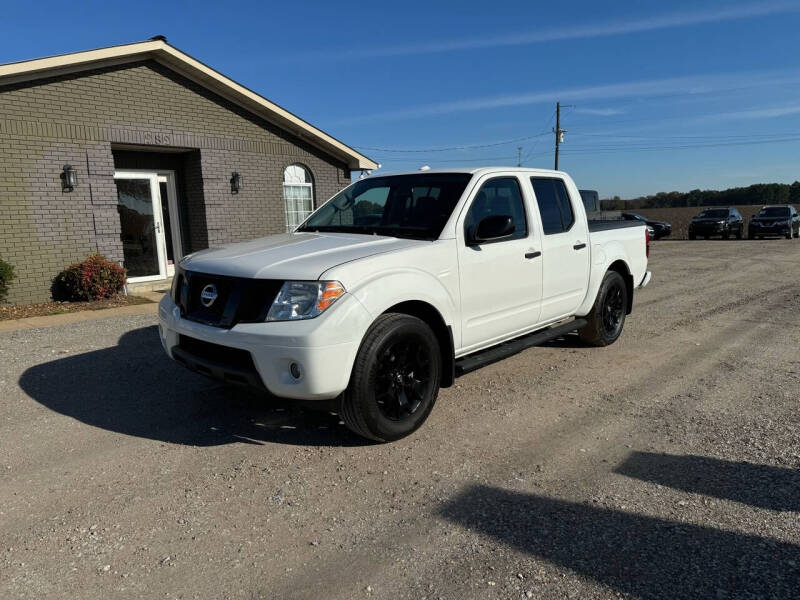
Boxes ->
[0,293,162,333]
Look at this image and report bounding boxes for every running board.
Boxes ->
[454,318,588,376]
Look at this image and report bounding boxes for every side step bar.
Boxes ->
[454,318,588,376]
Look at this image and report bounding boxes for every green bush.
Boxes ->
[54,253,127,301]
[0,256,14,303]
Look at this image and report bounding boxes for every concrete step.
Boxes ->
[126,277,172,295]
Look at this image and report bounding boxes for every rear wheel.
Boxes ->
[578,271,628,347]
[339,314,441,442]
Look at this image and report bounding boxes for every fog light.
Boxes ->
[289,362,302,379]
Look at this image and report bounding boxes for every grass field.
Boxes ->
[635,205,774,239]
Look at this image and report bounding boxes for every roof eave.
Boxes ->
[0,40,378,171]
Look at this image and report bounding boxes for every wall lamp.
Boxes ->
[230,171,242,194]
[61,164,77,192]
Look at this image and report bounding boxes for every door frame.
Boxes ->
[114,170,168,283]
[156,171,182,277]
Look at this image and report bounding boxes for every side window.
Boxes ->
[531,177,575,235]
[464,177,527,242]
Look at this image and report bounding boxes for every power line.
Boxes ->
[355,132,550,153]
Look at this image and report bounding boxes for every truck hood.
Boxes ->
[180,232,427,280]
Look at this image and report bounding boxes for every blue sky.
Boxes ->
[3,0,800,197]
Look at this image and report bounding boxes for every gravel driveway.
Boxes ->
[1,240,799,599]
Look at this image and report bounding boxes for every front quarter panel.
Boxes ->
[320,239,461,345]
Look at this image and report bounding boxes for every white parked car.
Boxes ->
[159,168,651,441]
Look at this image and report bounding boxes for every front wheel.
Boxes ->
[736,227,742,240]
[578,271,629,347]
[339,313,441,442]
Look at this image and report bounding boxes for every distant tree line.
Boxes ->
[601,181,800,210]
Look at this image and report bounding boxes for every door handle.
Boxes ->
[524,251,541,259]
[573,242,587,250]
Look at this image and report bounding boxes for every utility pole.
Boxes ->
[517,146,522,167]
[554,101,566,170]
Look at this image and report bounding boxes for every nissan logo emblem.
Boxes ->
[200,284,218,308]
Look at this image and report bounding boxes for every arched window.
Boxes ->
[283,164,314,231]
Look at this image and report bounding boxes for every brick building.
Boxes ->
[0,37,376,304]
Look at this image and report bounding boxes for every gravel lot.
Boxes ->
[1,240,799,599]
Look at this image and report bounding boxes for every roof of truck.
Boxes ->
[363,166,568,177]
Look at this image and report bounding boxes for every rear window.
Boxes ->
[531,178,575,235]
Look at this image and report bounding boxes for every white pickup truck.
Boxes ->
[158,167,651,441]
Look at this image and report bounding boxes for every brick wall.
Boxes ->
[0,60,351,304]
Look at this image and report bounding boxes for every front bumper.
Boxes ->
[158,292,374,400]
[689,223,725,236]
[749,223,790,236]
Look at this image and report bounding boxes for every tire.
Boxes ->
[578,271,628,347]
[722,230,730,240]
[339,313,441,442]
[704,236,710,240]
[736,227,742,240]
[786,232,792,240]
[688,233,696,240]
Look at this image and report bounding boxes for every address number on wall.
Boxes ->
[143,132,171,145]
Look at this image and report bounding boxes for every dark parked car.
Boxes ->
[688,208,744,239]
[748,205,800,239]
[621,213,672,239]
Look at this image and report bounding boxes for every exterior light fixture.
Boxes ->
[230,172,242,194]
[61,164,77,192]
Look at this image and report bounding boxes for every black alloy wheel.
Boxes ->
[374,336,433,421]
[602,279,626,339]
[340,313,441,442]
[579,270,628,347]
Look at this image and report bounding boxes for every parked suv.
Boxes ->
[688,208,744,240]
[748,205,799,239]
[621,213,672,239]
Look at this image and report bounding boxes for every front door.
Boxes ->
[114,171,167,282]
[457,175,543,352]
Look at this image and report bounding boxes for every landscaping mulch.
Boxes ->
[0,295,153,321]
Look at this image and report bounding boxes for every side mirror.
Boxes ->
[468,214,515,245]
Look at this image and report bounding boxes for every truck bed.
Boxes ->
[588,219,644,232]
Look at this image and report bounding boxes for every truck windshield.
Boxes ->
[699,209,729,218]
[297,173,473,240]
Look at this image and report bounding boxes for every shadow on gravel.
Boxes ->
[440,485,800,599]
[615,451,800,512]
[18,325,366,447]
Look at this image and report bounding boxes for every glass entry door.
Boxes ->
[114,171,167,282]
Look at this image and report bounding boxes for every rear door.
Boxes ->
[529,176,591,323]
[456,175,543,352]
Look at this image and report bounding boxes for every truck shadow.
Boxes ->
[439,485,800,599]
[615,451,800,512]
[18,326,365,447]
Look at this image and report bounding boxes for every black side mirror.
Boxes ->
[468,214,515,245]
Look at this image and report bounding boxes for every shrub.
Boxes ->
[54,253,127,301]
[0,256,14,303]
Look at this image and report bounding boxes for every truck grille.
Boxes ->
[173,271,283,329]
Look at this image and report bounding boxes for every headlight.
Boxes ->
[266,281,345,321]
[171,266,184,299]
